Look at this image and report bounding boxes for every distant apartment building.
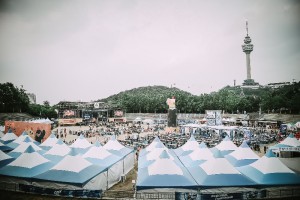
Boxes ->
[27,93,36,104]
[265,82,293,89]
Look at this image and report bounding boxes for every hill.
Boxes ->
[99,85,194,113]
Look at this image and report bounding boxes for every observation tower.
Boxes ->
[242,21,259,86]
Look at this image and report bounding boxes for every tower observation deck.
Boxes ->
[242,21,259,86]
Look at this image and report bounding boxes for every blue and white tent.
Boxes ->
[270,133,300,150]
[39,133,59,150]
[137,150,198,191]
[43,139,71,163]
[225,140,259,167]
[188,158,256,188]
[33,154,108,190]
[7,133,39,149]
[139,136,162,157]
[8,139,44,158]
[0,130,18,144]
[173,135,200,156]
[104,135,134,174]
[82,141,121,168]
[178,142,214,167]
[0,145,53,179]
[139,147,173,169]
[0,141,13,152]
[82,141,124,189]
[210,136,238,156]
[0,150,15,168]
[237,150,300,186]
[69,134,92,155]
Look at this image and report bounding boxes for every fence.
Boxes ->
[0,182,300,199]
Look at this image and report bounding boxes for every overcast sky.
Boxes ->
[0,0,299,105]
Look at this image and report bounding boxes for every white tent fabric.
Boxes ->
[211,136,238,156]
[188,158,256,187]
[0,131,18,144]
[279,133,300,147]
[7,133,38,149]
[139,136,164,156]
[8,140,44,158]
[0,141,13,152]
[237,150,300,185]
[43,139,71,163]
[82,141,123,189]
[70,134,92,154]
[173,135,200,156]
[39,133,59,150]
[225,141,259,167]
[178,142,214,167]
[33,154,108,190]
[0,150,14,168]
[137,150,198,190]
[104,135,134,175]
[0,145,54,178]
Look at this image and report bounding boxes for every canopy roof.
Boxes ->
[82,141,121,167]
[173,135,200,156]
[104,135,133,157]
[39,133,59,149]
[0,131,18,143]
[34,155,107,185]
[211,136,238,156]
[225,141,259,167]
[237,150,300,185]
[137,150,198,190]
[189,158,256,187]
[0,145,53,178]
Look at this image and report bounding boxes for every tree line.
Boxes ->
[0,82,299,119]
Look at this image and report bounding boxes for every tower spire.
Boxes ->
[246,20,248,36]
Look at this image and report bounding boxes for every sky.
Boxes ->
[0,0,299,105]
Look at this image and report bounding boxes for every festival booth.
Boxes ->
[136,150,198,192]
[237,150,300,186]
[225,141,260,167]
[139,136,162,157]
[270,133,300,173]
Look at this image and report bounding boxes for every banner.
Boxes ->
[19,184,102,198]
[4,121,51,143]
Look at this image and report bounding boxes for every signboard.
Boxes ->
[206,110,222,126]
[279,147,300,152]
[63,110,75,117]
[114,110,123,117]
[19,184,102,198]
[4,121,51,143]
